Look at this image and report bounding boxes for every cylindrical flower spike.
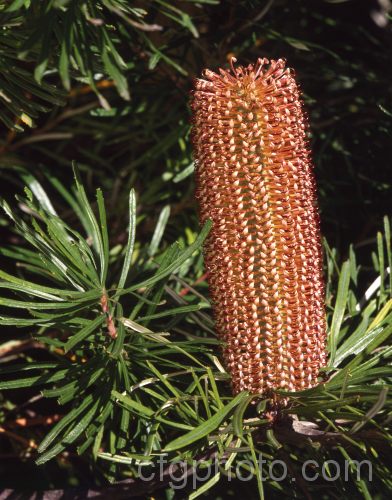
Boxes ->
[192,58,326,396]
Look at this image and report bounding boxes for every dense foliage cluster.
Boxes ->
[0,1,391,498]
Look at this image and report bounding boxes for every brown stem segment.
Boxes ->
[192,58,326,395]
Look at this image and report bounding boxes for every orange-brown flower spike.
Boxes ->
[192,58,327,396]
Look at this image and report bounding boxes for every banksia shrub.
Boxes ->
[192,58,327,396]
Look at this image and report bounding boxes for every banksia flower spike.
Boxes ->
[192,58,327,397]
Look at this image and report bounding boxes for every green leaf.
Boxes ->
[0,363,58,375]
[164,391,249,452]
[367,299,392,331]
[111,390,154,417]
[7,67,66,106]
[64,315,105,353]
[148,205,170,257]
[0,297,82,310]
[173,163,194,183]
[129,243,180,321]
[0,268,66,301]
[44,363,106,405]
[112,390,193,431]
[0,369,68,390]
[334,326,383,367]
[328,260,351,366]
[350,386,388,434]
[189,472,221,500]
[117,189,136,292]
[72,163,104,282]
[206,366,223,409]
[97,452,153,465]
[377,231,385,301]
[37,393,95,454]
[121,220,211,295]
[334,301,377,366]
[384,216,392,297]
[20,174,57,216]
[5,0,30,12]
[137,303,208,322]
[37,397,101,465]
[110,303,125,357]
[97,188,109,284]
[248,433,265,500]
[101,45,130,101]
[232,394,257,438]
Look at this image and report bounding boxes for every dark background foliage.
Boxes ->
[0,0,391,497]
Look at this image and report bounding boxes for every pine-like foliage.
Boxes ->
[0,1,391,498]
